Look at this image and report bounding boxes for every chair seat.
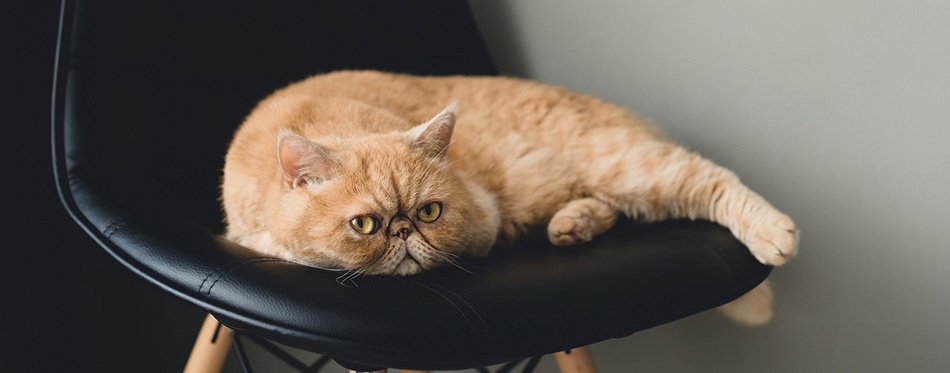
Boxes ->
[209,220,769,370]
[64,178,768,370]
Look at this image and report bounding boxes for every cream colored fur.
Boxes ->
[221,70,797,324]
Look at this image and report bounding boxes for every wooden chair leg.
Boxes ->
[184,314,592,373]
[554,346,597,373]
[184,313,234,373]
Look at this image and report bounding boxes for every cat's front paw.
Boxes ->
[740,212,799,266]
[548,214,594,246]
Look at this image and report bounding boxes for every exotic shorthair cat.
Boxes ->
[222,70,797,325]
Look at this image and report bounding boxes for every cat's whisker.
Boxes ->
[346,268,366,288]
[432,250,473,274]
[439,251,464,264]
[421,135,461,178]
[306,264,348,272]
[420,154,440,179]
[335,271,352,286]
[448,260,474,274]
[336,268,365,287]
[437,154,474,171]
[421,134,457,174]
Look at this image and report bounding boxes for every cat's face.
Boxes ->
[271,105,494,275]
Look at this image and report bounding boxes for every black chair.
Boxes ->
[52,1,771,372]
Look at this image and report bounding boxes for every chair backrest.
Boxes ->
[53,2,503,366]
[56,0,497,236]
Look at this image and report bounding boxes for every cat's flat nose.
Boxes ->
[388,217,414,240]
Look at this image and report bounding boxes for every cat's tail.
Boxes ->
[716,279,774,326]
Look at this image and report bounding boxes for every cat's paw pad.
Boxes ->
[548,215,593,246]
[743,214,799,266]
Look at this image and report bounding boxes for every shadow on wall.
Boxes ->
[467,1,530,77]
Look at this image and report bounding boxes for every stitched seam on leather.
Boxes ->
[204,258,287,295]
[101,218,127,239]
[419,280,490,338]
[408,279,479,335]
[198,256,270,292]
[198,257,285,294]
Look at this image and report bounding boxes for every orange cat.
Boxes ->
[222,70,797,325]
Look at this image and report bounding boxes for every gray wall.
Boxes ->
[467,0,950,372]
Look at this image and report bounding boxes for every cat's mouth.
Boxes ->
[394,252,421,276]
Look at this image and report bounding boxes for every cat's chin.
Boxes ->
[393,255,423,276]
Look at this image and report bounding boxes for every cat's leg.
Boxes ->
[592,143,798,265]
[548,197,620,246]
[717,279,774,326]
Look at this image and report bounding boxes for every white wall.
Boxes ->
[469,1,950,371]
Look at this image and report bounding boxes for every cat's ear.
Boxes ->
[409,102,457,158]
[277,130,336,189]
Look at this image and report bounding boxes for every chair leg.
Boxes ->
[347,368,429,372]
[184,315,593,373]
[554,346,597,373]
[184,313,234,373]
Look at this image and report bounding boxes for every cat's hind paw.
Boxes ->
[547,198,619,247]
[549,215,594,246]
[717,279,774,326]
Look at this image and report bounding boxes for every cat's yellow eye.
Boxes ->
[349,216,379,235]
[417,202,442,223]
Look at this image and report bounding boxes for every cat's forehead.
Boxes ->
[341,191,396,216]
[326,134,451,213]
[338,180,426,218]
[339,159,437,210]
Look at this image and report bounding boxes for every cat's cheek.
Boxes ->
[421,217,470,253]
[339,231,391,268]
